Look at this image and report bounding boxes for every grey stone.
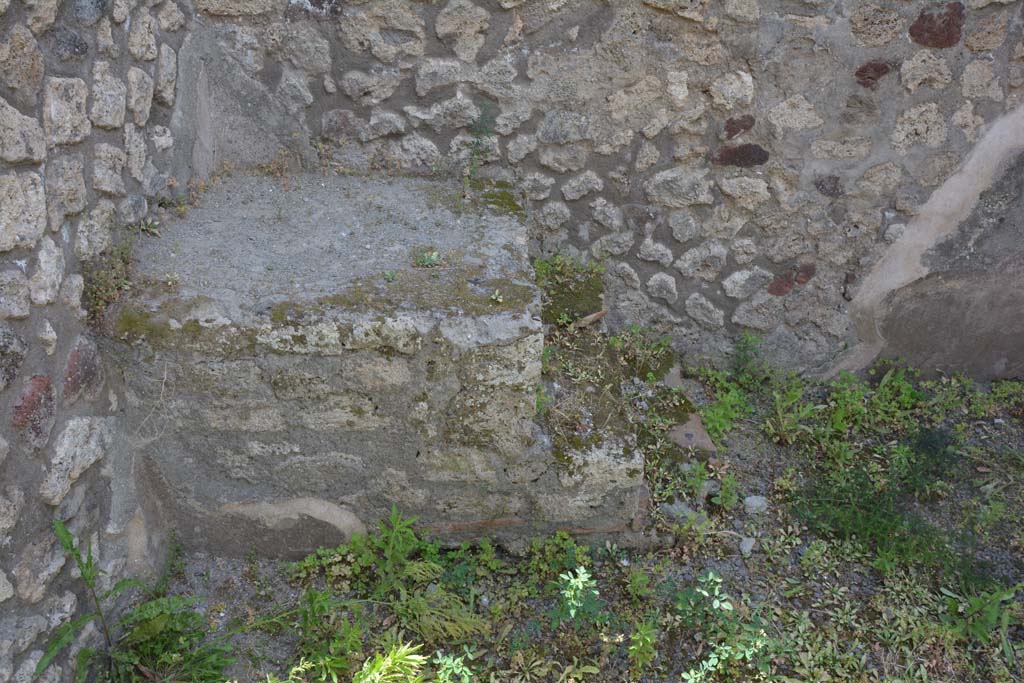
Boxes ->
[722,267,773,299]
[0,271,30,319]
[45,155,86,230]
[591,197,626,231]
[118,195,148,225]
[75,199,116,259]
[93,143,126,196]
[538,143,590,173]
[90,61,127,130]
[675,242,728,281]
[0,571,12,603]
[49,26,89,62]
[340,68,401,106]
[24,0,59,35]
[14,538,68,604]
[562,171,604,201]
[638,237,674,267]
[96,17,118,57]
[685,293,725,329]
[155,44,177,106]
[0,26,45,106]
[124,123,146,182]
[156,1,185,31]
[767,95,823,133]
[111,0,134,23]
[646,166,714,208]
[739,536,756,557]
[195,0,282,15]
[0,96,45,163]
[128,11,158,61]
[892,103,947,153]
[901,51,952,93]
[38,320,56,355]
[0,172,46,252]
[0,486,24,534]
[29,236,64,305]
[126,67,154,126]
[74,0,107,26]
[0,324,26,391]
[40,417,116,505]
[744,494,769,515]
[338,0,426,64]
[670,211,701,243]
[151,125,173,152]
[404,91,480,132]
[436,0,490,63]
[43,78,91,147]
[647,272,679,304]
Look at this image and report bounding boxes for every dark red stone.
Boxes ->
[713,143,769,167]
[814,175,843,198]
[724,114,755,140]
[62,335,103,405]
[767,274,795,297]
[795,263,817,285]
[909,2,964,49]
[855,60,894,89]
[13,375,56,450]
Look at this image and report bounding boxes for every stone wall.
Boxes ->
[2,0,1024,678]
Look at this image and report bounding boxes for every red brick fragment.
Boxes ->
[909,2,965,49]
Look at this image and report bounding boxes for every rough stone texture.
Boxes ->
[90,61,127,130]
[126,67,155,126]
[108,175,644,554]
[42,77,90,147]
[11,374,55,449]
[2,3,1024,673]
[45,155,86,230]
[0,25,45,107]
[0,172,46,251]
[40,418,115,505]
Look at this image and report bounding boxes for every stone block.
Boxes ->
[108,174,646,555]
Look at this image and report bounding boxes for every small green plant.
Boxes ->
[551,566,604,630]
[38,518,233,682]
[294,588,364,683]
[558,566,599,620]
[490,289,504,304]
[627,618,657,676]
[940,583,1023,661]
[133,217,161,237]
[712,473,740,511]
[762,377,816,446]
[384,270,399,283]
[414,250,442,268]
[625,568,653,603]
[433,650,474,683]
[352,643,426,683]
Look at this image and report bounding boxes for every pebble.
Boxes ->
[744,495,769,515]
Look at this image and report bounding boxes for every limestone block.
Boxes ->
[126,67,154,126]
[40,417,116,505]
[105,174,642,553]
[155,45,177,106]
[29,236,63,305]
[43,78,90,147]
[0,172,46,251]
[90,61,126,130]
[128,11,158,61]
[436,0,490,63]
[0,26,45,106]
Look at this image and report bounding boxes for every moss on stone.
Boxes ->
[534,255,605,326]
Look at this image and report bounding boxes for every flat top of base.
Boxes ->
[137,173,528,315]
